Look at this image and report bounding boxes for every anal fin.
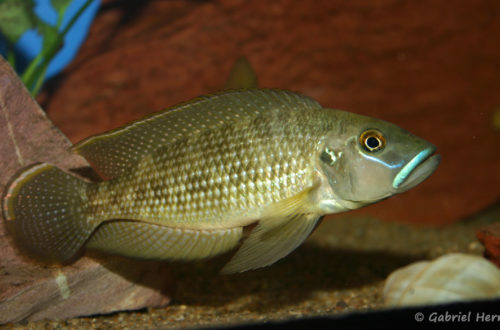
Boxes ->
[86,221,243,260]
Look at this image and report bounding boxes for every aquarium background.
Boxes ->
[1,0,500,326]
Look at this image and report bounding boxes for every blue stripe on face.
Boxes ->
[392,148,434,189]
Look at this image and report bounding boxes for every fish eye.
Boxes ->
[359,129,386,152]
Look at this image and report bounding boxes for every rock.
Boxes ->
[42,0,500,225]
[0,57,170,324]
[477,223,500,268]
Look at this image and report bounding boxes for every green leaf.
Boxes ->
[21,20,59,92]
[51,0,73,13]
[0,0,37,44]
[51,0,73,26]
[36,21,60,53]
[23,0,94,95]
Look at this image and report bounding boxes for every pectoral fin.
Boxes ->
[220,213,321,274]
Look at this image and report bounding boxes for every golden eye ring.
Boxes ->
[359,129,386,152]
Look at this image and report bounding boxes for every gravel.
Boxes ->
[4,203,498,329]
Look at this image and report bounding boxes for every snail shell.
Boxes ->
[383,253,500,306]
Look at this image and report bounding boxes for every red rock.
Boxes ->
[477,223,500,268]
[0,58,170,323]
[42,0,500,225]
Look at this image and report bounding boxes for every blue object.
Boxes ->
[0,0,100,80]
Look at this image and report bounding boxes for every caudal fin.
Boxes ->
[2,163,98,262]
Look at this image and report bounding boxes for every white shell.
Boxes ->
[383,253,500,306]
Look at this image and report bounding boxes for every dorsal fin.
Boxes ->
[224,57,258,90]
[73,89,321,179]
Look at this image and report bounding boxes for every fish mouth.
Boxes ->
[392,147,440,192]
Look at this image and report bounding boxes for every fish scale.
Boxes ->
[87,103,329,229]
[2,89,440,273]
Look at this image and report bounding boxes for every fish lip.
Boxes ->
[392,147,440,191]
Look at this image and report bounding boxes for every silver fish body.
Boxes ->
[2,89,440,273]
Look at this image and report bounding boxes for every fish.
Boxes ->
[2,89,440,273]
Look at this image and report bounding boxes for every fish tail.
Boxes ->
[2,163,98,262]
